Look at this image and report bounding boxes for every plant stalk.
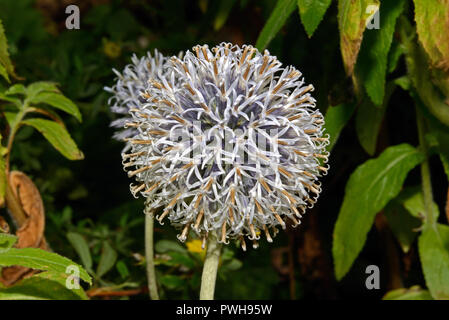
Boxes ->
[3,107,28,228]
[416,108,436,230]
[200,233,222,300]
[144,206,159,300]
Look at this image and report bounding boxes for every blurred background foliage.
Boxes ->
[0,0,448,300]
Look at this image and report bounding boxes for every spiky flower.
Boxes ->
[122,43,329,249]
[105,50,172,144]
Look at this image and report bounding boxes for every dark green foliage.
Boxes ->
[0,0,448,300]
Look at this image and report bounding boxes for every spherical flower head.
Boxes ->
[123,43,329,249]
[105,50,174,145]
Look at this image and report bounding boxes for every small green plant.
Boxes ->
[0,17,90,299]
[257,0,449,299]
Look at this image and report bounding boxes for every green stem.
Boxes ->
[4,106,28,228]
[416,107,436,230]
[145,206,159,300]
[199,233,222,300]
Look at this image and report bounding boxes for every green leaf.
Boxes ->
[159,275,184,290]
[333,144,424,280]
[28,92,82,122]
[34,271,89,300]
[0,92,21,108]
[0,63,9,82]
[355,0,405,106]
[355,82,395,155]
[165,251,196,269]
[25,81,60,99]
[384,196,421,253]
[214,0,237,31]
[338,0,379,75]
[413,0,449,72]
[116,260,130,279]
[66,232,93,272]
[324,102,356,151]
[0,19,16,82]
[0,275,85,300]
[394,75,411,91]
[418,224,449,299]
[388,41,404,74]
[0,233,17,252]
[427,128,449,181]
[255,0,297,51]
[5,84,26,96]
[155,240,187,254]
[0,247,92,285]
[297,0,332,38]
[401,188,439,222]
[21,118,84,160]
[383,286,433,300]
[96,241,118,278]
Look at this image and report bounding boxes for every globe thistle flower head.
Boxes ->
[123,43,329,250]
[105,50,173,144]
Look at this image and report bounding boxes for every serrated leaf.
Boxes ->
[338,0,379,75]
[255,0,297,51]
[0,19,16,82]
[0,275,85,300]
[324,102,356,151]
[34,271,89,300]
[21,118,84,160]
[5,84,25,96]
[297,0,332,38]
[0,233,17,253]
[333,144,424,280]
[25,82,60,99]
[418,224,449,299]
[96,241,117,278]
[355,0,405,106]
[155,240,187,254]
[28,92,82,122]
[383,286,432,300]
[355,82,395,155]
[0,63,9,82]
[413,0,449,72]
[0,247,92,285]
[66,232,93,272]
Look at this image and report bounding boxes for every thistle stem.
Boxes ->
[200,233,222,300]
[145,207,159,300]
[416,108,436,230]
